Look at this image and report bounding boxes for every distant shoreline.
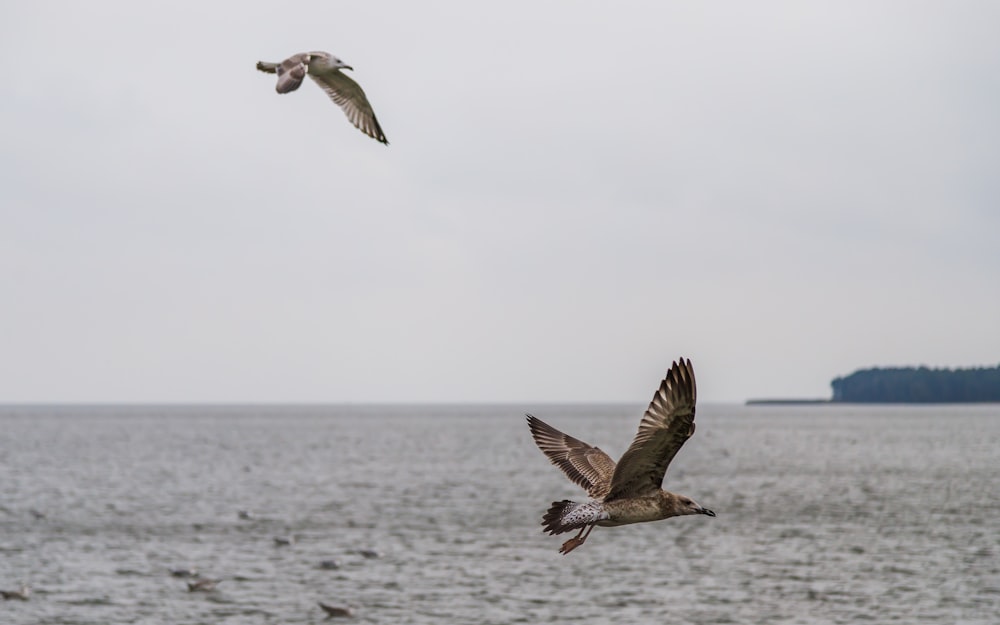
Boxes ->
[745,399,831,405]
[745,398,1000,405]
[750,363,1000,405]
[831,365,1000,403]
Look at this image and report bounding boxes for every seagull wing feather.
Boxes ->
[273,54,311,94]
[527,415,617,498]
[308,68,388,144]
[604,358,698,501]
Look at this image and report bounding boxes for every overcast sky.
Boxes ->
[1,2,998,403]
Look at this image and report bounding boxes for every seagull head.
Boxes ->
[310,52,353,72]
[678,495,716,517]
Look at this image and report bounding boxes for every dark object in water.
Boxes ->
[318,601,354,618]
[0,585,30,600]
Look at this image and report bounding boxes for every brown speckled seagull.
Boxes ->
[256,51,388,144]
[527,357,715,554]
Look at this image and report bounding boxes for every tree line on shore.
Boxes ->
[831,364,1000,403]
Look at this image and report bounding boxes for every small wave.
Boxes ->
[64,596,115,606]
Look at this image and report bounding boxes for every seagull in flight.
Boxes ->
[527,357,715,554]
[256,51,388,144]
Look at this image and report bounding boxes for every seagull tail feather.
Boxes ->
[542,500,606,535]
[256,61,278,74]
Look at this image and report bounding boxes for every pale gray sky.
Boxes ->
[1,1,998,403]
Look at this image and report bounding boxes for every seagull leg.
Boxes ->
[559,524,595,555]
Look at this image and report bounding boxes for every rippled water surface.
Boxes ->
[1,404,998,624]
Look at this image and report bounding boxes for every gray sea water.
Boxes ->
[0,403,997,624]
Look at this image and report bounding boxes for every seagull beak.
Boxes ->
[701,507,716,517]
[342,65,354,71]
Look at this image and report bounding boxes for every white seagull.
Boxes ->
[256,51,388,144]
